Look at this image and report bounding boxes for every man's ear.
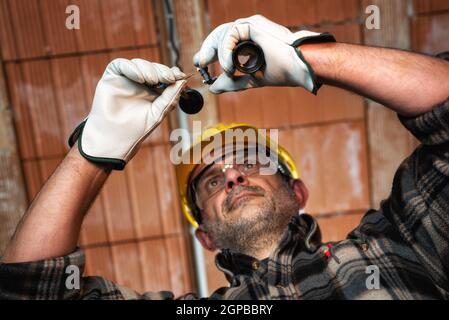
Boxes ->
[195,227,217,252]
[290,179,309,209]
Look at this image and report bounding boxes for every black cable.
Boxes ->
[162,0,204,114]
[163,0,180,67]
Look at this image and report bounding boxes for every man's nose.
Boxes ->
[224,168,249,193]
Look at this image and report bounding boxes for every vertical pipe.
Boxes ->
[162,0,209,298]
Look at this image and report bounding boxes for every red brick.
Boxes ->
[317,211,365,242]
[411,13,449,55]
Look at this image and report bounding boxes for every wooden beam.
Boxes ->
[362,0,419,208]
[0,60,28,256]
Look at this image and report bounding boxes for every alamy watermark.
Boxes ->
[65,4,381,31]
[65,5,80,30]
[365,5,380,30]
[365,265,380,290]
[65,265,80,290]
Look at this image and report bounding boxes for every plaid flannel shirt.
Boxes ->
[1,99,448,300]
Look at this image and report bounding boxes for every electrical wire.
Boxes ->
[163,0,180,67]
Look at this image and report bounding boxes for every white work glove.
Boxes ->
[193,15,335,94]
[68,58,187,170]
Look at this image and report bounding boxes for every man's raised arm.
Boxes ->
[1,59,187,263]
[300,42,449,116]
[1,145,110,263]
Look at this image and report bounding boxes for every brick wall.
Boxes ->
[0,0,193,296]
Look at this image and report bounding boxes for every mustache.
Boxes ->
[222,185,266,213]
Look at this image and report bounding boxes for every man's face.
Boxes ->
[191,153,304,257]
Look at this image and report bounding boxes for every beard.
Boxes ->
[202,178,300,258]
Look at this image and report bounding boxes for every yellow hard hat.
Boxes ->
[174,123,299,229]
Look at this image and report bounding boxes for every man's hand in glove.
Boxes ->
[193,15,334,94]
[69,58,187,170]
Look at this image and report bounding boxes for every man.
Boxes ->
[1,15,448,299]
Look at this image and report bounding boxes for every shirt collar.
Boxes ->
[214,213,322,281]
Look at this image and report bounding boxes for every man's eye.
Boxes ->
[209,180,218,187]
[243,161,255,170]
[206,177,220,190]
